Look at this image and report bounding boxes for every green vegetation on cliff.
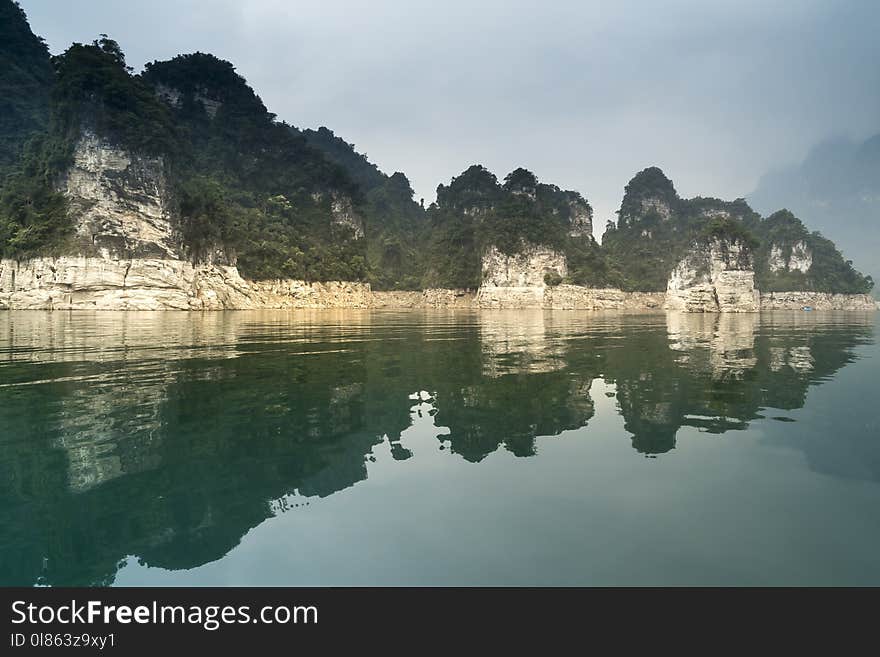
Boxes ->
[423,165,620,289]
[302,127,426,289]
[0,1,61,256]
[604,168,762,291]
[603,167,872,294]
[2,37,179,259]
[0,0,871,294]
[0,1,53,172]
[143,53,368,280]
[747,210,872,293]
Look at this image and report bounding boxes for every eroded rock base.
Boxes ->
[1,257,876,311]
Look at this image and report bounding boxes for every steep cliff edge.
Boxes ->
[666,234,759,312]
[1,34,368,282]
[0,125,371,309]
[476,244,567,307]
[422,165,618,292]
[64,130,180,259]
[603,167,872,298]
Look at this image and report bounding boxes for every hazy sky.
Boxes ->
[19,0,880,233]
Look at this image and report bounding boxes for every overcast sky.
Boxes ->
[19,0,880,233]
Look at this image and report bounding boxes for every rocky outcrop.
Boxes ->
[329,192,364,239]
[666,237,759,312]
[476,244,567,307]
[475,286,664,310]
[638,197,673,221]
[481,244,567,287]
[768,240,812,273]
[372,289,477,308]
[760,291,878,310]
[62,130,180,259]
[567,196,593,238]
[156,83,220,117]
[0,257,371,310]
[476,285,546,308]
[545,286,665,310]
[0,256,874,311]
[1,137,873,313]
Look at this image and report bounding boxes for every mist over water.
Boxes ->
[1,309,878,586]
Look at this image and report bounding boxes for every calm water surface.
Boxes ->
[1,309,878,586]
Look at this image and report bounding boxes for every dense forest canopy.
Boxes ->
[302,126,426,289]
[0,0,53,172]
[0,0,872,294]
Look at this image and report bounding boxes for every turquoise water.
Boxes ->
[0,310,878,586]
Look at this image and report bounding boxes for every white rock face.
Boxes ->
[640,197,673,221]
[620,196,673,227]
[476,286,547,308]
[0,257,371,310]
[304,191,364,239]
[768,244,786,271]
[194,93,221,118]
[330,192,364,239]
[699,208,732,219]
[481,244,567,287]
[372,289,476,308]
[155,84,182,107]
[1,256,874,311]
[544,286,664,310]
[768,240,812,273]
[568,199,593,238]
[476,244,568,307]
[789,241,812,273]
[760,291,878,310]
[156,83,220,117]
[666,237,759,312]
[63,130,180,258]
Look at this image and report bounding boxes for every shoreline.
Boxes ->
[1,256,876,313]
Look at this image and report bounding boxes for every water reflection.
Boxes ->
[0,309,874,585]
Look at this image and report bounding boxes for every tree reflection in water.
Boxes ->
[0,309,874,584]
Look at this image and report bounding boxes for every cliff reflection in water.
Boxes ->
[0,310,874,585]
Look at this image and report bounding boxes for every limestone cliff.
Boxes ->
[760,291,877,310]
[63,130,180,259]
[480,244,567,287]
[476,244,567,307]
[666,236,759,312]
[329,192,364,239]
[2,9,873,310]
[0,127,371,310]
[566,194,593,238]
[768,240,812,273]
[310,190,364,240]
[0,257,371,310]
